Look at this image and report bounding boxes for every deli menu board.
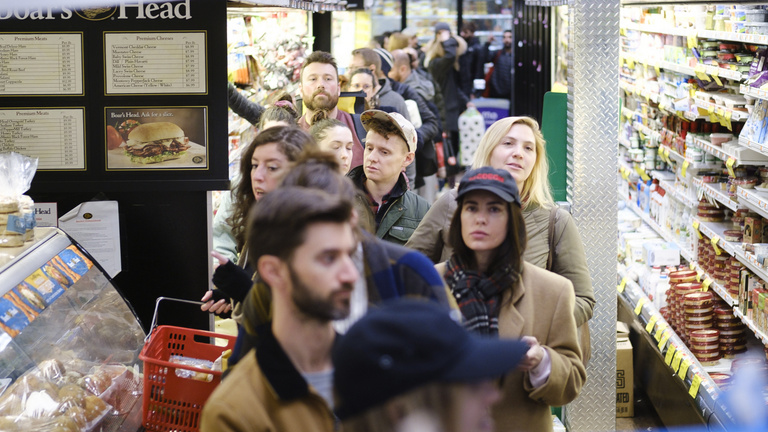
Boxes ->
[0,1,226,183]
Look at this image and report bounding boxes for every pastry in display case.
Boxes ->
[0,228,146,431]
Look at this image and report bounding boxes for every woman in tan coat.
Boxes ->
[435,167,585,432]
[406,116,594,361]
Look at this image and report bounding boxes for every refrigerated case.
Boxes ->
[0,228,146,431]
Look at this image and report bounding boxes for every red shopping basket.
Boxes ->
[139,297,237,432]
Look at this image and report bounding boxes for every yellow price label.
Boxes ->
[658,330,671,350]
[621,168,630,180]
[706,104,716,115]
[634,297,648,315]
[663,147,670,161]
[635,164,651,182]
[692,220,703,239]
[617,277,628,293]
[665,345,677,365]
[646,315,660,333]
[682,160,690,177]
[689,374,702,398]
[654,323,668,341]
[726,157,737,178]
[702,277,713,291]
[671,350,684,373]
[725,110,732,131]
[679,359,691,380]
[696,270,703,282]
[627,58,635,69]
[711,235,722,255]
[687,31,698,49]
[711,68,723,86]
[655,65,661,76]
[695,64,710,82]
[689,261,696,270]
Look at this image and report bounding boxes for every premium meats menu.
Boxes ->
[0,33,84,95]
[105,32,207,94]
[0,109,86,170]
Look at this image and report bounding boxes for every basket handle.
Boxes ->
[146,296,204,343]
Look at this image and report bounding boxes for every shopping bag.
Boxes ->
[459,107,485,166]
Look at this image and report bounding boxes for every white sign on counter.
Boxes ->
[0,109,86,170]
[59,201,121,278]
[104,31,207,94]
[0,33,84,96]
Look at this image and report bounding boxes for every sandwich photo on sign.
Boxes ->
[104,107,208,170]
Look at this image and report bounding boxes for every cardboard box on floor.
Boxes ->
[617,321,634,418]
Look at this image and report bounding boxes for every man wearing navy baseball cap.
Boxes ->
[333,298,528,432]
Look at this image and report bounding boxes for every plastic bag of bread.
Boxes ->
[0,152,38,247]
[169,355,215,382]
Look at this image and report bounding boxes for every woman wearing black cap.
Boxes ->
[435,167,585,432]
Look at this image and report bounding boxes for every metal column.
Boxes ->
[563,0,619,430]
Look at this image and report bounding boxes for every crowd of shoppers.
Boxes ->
[207,41,591,431]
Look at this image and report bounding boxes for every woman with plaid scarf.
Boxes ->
[435,167,585,432]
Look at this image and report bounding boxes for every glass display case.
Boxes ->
[0,228,145,431]
[462,0,513,47]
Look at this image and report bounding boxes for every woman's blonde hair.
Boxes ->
[387,32,410,51]
[471,116,554,208]
[341,382,462,432]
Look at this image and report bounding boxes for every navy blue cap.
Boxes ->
[457,167,521,205]
[333,299,528,420]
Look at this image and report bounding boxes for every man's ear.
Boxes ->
[402,151,415,168]
[257,255,286,291]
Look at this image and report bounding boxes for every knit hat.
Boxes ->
[373,48,394,75]
[434,22,451,33]
[333,299,528,420]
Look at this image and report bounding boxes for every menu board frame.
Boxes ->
[0,107,87,172]
[0,32,85,97]
[104,105,208,172]
[103,30,208,96]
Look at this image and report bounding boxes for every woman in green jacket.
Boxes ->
[405,116,594,361]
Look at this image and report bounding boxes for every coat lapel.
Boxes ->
[498,264,529,339]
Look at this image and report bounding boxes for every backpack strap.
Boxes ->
[546,206,558,271]
[351,113,367,147]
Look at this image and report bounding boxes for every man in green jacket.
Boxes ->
[201,187,359,432]
[347,110,430,245]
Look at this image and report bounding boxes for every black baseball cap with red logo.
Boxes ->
[457,167,520,206]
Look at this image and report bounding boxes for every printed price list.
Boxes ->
[0,33,83,95]
[0,109,85,170]
[105,32,206,94]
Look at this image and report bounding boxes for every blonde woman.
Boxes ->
[405,116,594,360]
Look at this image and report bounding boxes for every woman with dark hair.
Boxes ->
[204,126,316,315]
[348,68,381,111]
[435,167,585,432]
[309,118,355,174]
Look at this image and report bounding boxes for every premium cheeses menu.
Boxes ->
[105,32,207,94]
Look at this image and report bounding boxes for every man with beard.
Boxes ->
[483,30,514,103]
[298,51,365,169]
[201,187,359,432]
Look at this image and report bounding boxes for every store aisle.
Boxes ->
[616,388,666,432]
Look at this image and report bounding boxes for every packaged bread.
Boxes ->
[0,153,38,247]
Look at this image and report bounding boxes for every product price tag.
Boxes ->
[711,236,722,255]
[682,160,690,177]
[702,277,713,291]
[689,373,702,398]
[646,314,660,333]
[665,344,677,366]
[671,350,684,373]
[658,330,671,350]
[634,297,648,315]
[696,270,704,282]
[621,167,630,181]
[689,261,696,270]
[655,64,661,76]
[692,220,703,239]
[679,359,691,380]
[627,57,635,69]
[725,110,732,131]
[706,104,716,115]
[635,164,651,181]
[711,68,723,86]
[617,277,628,293]
[695,64,711,82]
[654,322,668,341]
[726,157,737,178]
[663,147,670,162]
[687,31,698,49]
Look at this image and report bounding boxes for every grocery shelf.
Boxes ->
[694,99,749,122]
[408,14,457,20]
[621,20,689,37]
[617,268,727,425]
[740,84,768,102]
[692,178,742,213]
[656,142,722,171]
[524,0,568,6]
[658,178,698,208]
[691,136,768,166]
[691,262,738,307]
[627,201,695,262]
[698,29,768,46]
[695,218,738,256]
[619,136,631,149]
[463,14,513,20]
[738,136,768,160]
[633,121,660,138]
[733,308,768,346]
[736,187,768,220]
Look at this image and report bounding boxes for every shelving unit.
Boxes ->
[736,187,768,219]
[692,178,742,212]
[740,84,768,102]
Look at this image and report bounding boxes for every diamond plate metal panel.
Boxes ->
[563,1,619,431]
